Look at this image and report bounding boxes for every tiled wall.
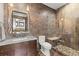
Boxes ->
[0,4,4,39]
[29,4,58,37]
[0,27,2,39]
[4,3,57,39]
[57,3,79,50]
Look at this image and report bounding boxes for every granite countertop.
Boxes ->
[55,45,79,56]
[0,36,37,46]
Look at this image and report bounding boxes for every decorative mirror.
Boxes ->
[12,11,29,33]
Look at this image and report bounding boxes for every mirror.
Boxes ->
[12,11,29,33]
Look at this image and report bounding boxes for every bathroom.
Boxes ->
[0,3,79,56]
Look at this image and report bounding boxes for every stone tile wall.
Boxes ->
[4,3,57,39]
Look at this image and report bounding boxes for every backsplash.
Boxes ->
[4,3,58,39]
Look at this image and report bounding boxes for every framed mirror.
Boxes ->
[12,11,29,33]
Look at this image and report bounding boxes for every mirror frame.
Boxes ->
[11,10,29,33]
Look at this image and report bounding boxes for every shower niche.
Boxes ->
[12,11,29,33]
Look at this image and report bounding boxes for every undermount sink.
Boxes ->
[48,37,60,41]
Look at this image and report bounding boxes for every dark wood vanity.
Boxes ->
[0,40,38,56]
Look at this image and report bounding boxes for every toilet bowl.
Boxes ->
[39,36,52,56]
[41,42,51,49]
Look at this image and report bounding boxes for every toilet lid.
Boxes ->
[42,42,52,48]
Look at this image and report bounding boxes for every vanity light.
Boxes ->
[59,18,64,25]
[26,5,30,11]
[61,18,64,21]
[9,3,14,7]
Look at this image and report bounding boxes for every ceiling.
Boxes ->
[43,3,66,10]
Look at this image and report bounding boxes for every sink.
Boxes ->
[48,37,60,41]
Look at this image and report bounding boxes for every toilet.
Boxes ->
[39,36,52,56]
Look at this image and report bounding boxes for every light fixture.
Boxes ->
[26,5,30,11]
[61,18,63,21]
[9,3,14,7]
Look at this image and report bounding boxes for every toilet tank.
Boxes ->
[39,36,45,43]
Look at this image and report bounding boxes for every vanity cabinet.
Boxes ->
[0,40,38,56]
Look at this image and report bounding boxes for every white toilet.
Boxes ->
[39,36,52,56]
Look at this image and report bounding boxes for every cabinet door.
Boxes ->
[12,42,29,56]
[0,45,14,56]
[0,46,6,56]
[28,40,38,56]
[13,40,38,56]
